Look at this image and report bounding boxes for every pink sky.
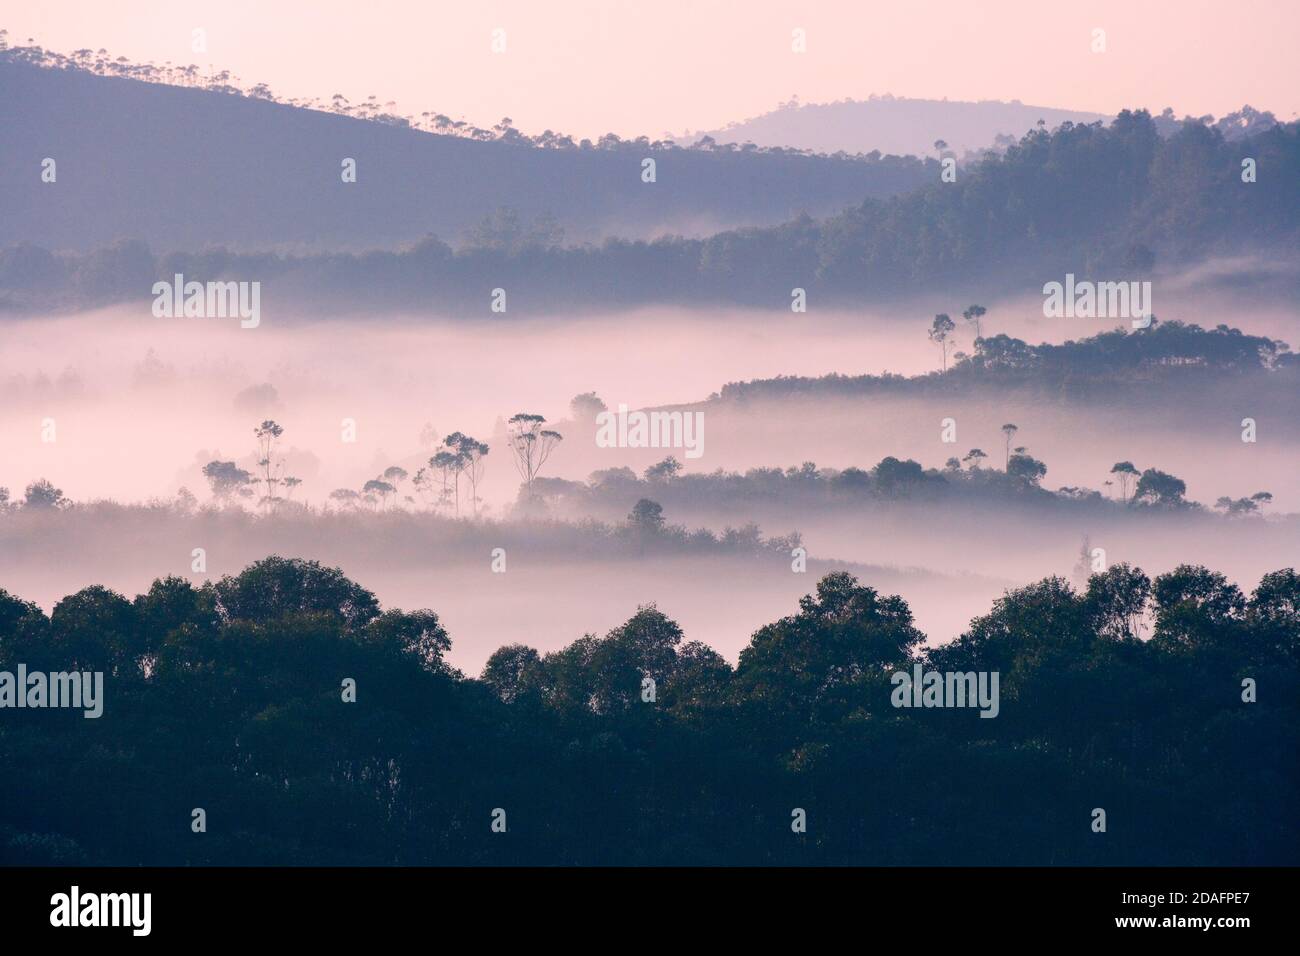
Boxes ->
[5,0,1298,139]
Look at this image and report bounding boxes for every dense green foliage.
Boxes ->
[2,556,1295,865]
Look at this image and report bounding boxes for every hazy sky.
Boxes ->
[5,0,1298,140]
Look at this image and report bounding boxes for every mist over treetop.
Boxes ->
[4,104,1294,316]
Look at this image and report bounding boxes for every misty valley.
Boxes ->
[0,18,1297,878]
[2,306,1296,672]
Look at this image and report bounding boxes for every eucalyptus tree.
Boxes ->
[253,420,285,511]
[1000,423,1018,469]
[928,313,956,371]
[507,413,563,504]
[1109,461,1139,503]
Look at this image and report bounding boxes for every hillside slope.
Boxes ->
[7,108,1295,316]
[0,59,932,251]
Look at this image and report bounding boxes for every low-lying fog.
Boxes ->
[1,287,1295,669]
[0,510,1008,672]
[3,287,1296,509]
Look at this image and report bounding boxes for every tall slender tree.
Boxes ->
[962,304,987,341]
[1001,423,1019,469]
[507,413,563,504]
[444,434,490,518]
[1110,461,1139,503]
[253,420,285,511]
[928,314,956,371]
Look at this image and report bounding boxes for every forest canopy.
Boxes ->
[1,556,1296,865]
[3,110,1296,315]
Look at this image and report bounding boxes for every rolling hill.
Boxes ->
[0,57,933,252]
[681,96,1109,156]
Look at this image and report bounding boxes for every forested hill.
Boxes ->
[713,321,1300,403]
[0,54,932,252]
[3,107,1296,316]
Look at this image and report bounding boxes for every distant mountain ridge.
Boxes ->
[0,56,933,252]
[680,96,1112,156]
